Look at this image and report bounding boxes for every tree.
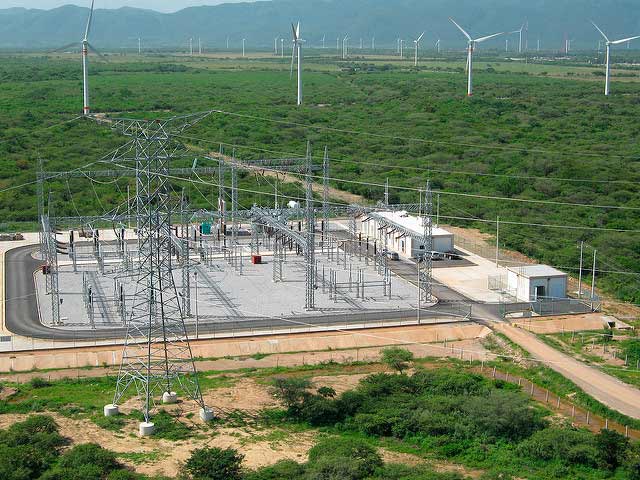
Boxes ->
[269,377,312,415]
[596,429,629,471]
[182,447,244,480]
[317,387,336,398]
[381,348,414,374]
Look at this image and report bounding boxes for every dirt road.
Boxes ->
[497,323,640,419]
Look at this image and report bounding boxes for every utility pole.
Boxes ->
[578,241,584,298]
[495,216,500,267]
[591,249,597,303]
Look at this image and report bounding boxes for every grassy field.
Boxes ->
[0,52,639,303]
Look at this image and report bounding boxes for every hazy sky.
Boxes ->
[3,1,256,12]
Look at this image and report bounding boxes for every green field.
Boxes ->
[0,52,639,303]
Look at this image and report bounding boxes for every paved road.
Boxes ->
[497,323,640,419]
[4,245,473,340]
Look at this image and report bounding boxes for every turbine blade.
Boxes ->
[84,0,95,40]
[449,18,472,41]
[291,23,298,41]
[417,31,425,42]
[591,21,610,43]
[87,42,106,59]
[611,35,640,45]
[475,32,504,43]
[48,42,79,54]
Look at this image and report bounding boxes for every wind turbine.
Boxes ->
[290,22,303,105]
[435,38,441,54]
[274,36,279,55]
[342,35,349,59]
[242,38,246,57]
[592,21,640,96]
[138,37,141,55]
[414,32,425,66]
[400,39,404,58]
[80,0,97,115]
[517,22,526,53]
[449,18,504,96]
[322,35,325,49]
[372,37,375,50]
[190,37,193,56]
[281,38,285,58]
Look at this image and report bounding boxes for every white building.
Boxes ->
[359,210,454,259]
[506,265,568,301]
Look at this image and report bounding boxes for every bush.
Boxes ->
[596,429,629,471]
[29,377,52,389]
[39,443,123,479]
[461,391,546,442]
[300,396,344,426]
[246,460,305,479]
[269,377,312,416]
[381,348,414,374]
[182,447,244,480]
[307,437,382,478]
[517,428,599,467]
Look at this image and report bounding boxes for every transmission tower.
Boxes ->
[420,182,434,304]
[101,113,214,435]
[305,141,316,310]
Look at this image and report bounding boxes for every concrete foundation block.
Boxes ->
[139,422,155,436]
[162,391,178,404]
[199,407,215,422]
[103,404,119,417]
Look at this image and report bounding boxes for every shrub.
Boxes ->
[269,377,312,416]
[28,377,52,389]
[246,460,305,479]
[596,429,629,471]
[307,437,382,478]
[381,348,414,374]
[182,447,244,480]
[517,428,598,466]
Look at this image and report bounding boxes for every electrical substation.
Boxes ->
[32,112,446,434]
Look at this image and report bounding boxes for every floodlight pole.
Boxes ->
[578,241,584,298]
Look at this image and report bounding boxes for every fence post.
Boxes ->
[586,411,590,425]
[545,390,549,403]
[605,418,609,429]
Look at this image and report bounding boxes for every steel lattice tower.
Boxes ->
[420,181,434,303]
[305,142,316,310]
[105,113,212,429]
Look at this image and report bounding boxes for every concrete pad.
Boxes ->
[139,422,155,436]
[432,246,512,303]
[103,404,119,416]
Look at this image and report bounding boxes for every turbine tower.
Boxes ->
[414,31,425,66]
[82,0,96,115]
[290,22,303,105]
[450,17,503,96]
[592,21,640,96]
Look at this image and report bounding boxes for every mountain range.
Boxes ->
[0,0,639,50]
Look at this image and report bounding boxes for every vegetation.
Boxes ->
[0,53,637,303]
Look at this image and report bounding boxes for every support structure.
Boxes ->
[104,113,212,430]
[304,142,315,311]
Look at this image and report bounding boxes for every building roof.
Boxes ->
[373,211,452,237]
[507,265,567,278]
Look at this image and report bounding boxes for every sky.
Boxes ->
[3,0,256,12]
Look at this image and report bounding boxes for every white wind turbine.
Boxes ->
[50,0,100,114]
[450,17,503,96]
[517,22,526,53]
[592,21,640,96]
[81,0,96,115]
[290,22,303,105]
[413,31,425,66]
[274,36,279,55]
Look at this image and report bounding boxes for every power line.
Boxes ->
[201,108,640,161]
[179,134,640,186]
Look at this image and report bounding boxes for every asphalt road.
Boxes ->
[4,245,484,340]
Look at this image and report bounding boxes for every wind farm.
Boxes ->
[0,0,640,479]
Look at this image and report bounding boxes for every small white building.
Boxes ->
[506,265,568,301]
[359,210,454,259]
